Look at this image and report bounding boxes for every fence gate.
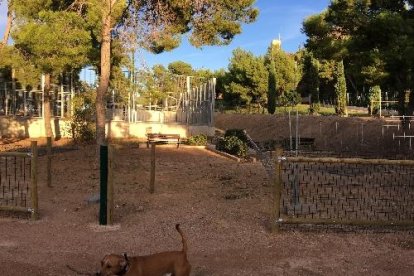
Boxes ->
[0,141,38,219]
[272,151,414,231]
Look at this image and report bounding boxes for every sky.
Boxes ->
[0,0,330,71]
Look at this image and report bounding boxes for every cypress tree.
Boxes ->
[334,60,348,116]
[267,57,277,114]
[304,54,320,114]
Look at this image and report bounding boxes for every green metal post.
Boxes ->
[99,145,108,225]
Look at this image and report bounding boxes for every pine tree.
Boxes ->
[12,6,91,138]
[224,48,268,108]
[94,0,258,145]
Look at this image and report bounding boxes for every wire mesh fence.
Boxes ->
[272,155,414,230]
[0,142,38,219]
[0,154,31,208]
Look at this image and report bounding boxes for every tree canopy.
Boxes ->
[302,0,414,114]
[223,48,268,107]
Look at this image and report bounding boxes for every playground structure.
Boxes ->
[106,75,216,126]
[0,75,74,119]
[0,74,216,138]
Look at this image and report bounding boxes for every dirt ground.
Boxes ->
[1,115,414,275]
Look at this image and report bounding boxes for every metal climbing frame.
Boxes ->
[0,75,75,118]
[107,75,216,126]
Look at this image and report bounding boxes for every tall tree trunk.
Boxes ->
[43,74,54,138]
[1,3,12,47]
[96,2,113,146]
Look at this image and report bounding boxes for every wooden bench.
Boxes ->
[146,133,181,148]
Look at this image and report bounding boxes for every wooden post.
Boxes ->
[107,145,114,225]
[272,146,284,233]
[46,137,52,187]
[150,143,156,194]
[30,141,39,220]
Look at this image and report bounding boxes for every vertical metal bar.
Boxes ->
[5,82,8,116]
[23,91,27,116]
[99,145,108,225]
[70,71,75,117]
[296,110,299,156]
[289,111,292,151]
[379,91,382,117]
[11,69,16,114]
[46,137,52,187]
[210,78,216,127]
[107,145,114,225]
[41,74,45,118]
[30,141,39,220]
[150,143,156,194]
[60,82,64,117]
[272,146,284,233]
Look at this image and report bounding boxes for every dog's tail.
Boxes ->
[176,224,188,254]
[66,265,95,276]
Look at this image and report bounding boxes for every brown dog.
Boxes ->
[97,224,191,276]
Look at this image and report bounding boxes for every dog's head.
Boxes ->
[96,254,128,276]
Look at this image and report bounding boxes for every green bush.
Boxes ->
[309,102,321,114]
[69,87,96,143]
[216,135,248,157]
[368,85,381,115]
[186,134,207,146]
[224,129,248,143]
[279,90,302,108]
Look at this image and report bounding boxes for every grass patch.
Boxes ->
[218,104,368,117]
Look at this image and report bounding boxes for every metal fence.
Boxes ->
[107,77,216,126]
[1,74,215,128]
[0,142,38,219]
[0,81,73,118]
[175,78,215,126]
[271,150,414,231]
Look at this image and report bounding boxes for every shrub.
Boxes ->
[309,102,321,114]
[279,90,302,108]
[224,129,248,143]
[368,85,381,115]
[216,135,248,157]
[69,87,96,143]
[187,134,207,146]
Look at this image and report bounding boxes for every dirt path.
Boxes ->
[0,138,413,275]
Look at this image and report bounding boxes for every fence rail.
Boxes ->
[272,150,414,231]
[0,141,38,219]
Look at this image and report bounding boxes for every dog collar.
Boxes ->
[119,253,130,275]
